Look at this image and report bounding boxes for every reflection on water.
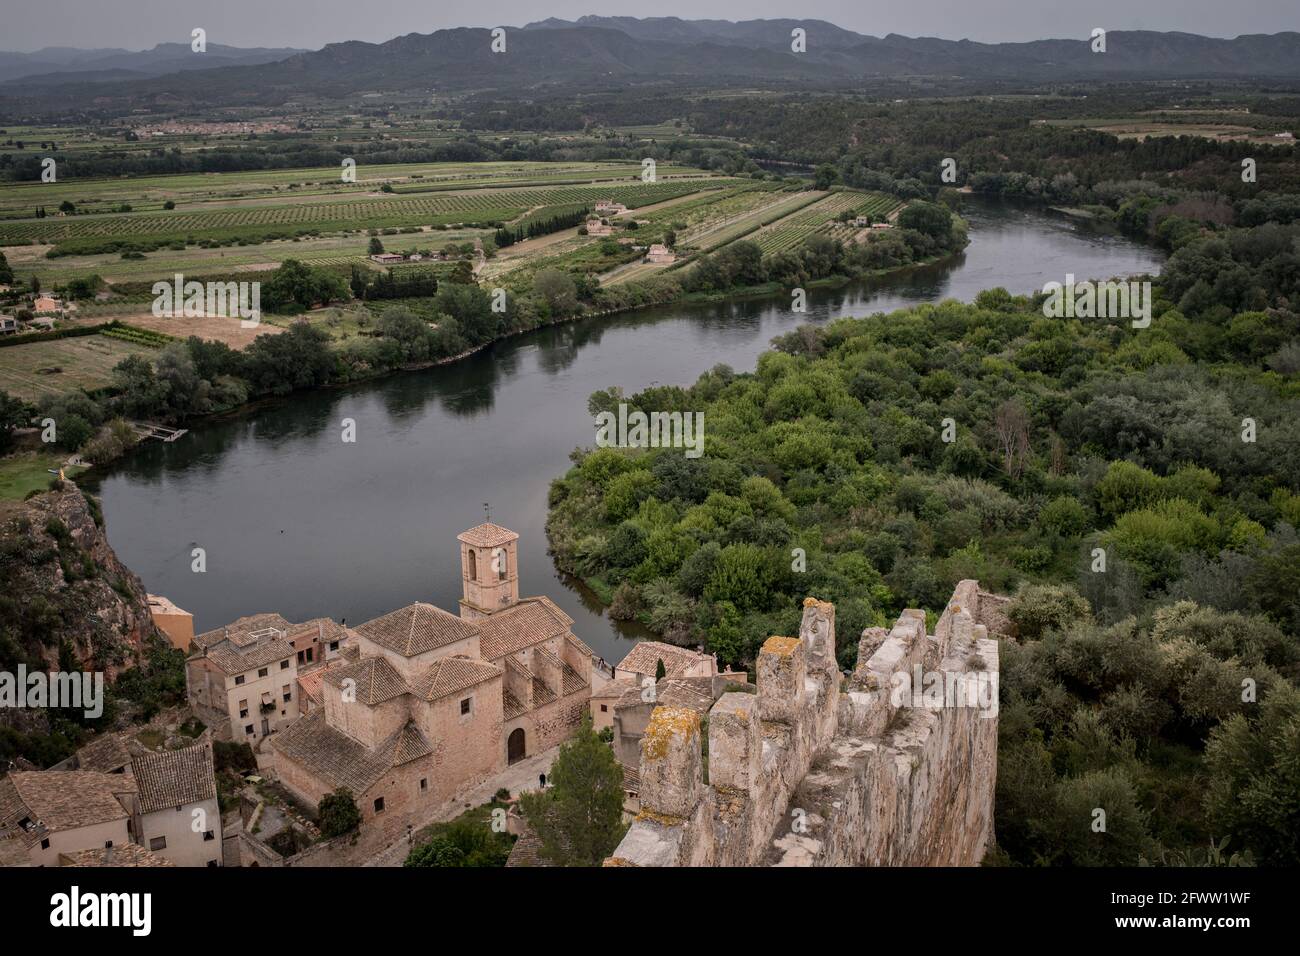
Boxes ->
[83,200,1165,664]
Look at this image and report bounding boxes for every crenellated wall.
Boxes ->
[607,581,1000,867]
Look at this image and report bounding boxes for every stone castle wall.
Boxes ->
[608,581,1000,867]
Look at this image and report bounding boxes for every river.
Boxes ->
[83,199,1166,665]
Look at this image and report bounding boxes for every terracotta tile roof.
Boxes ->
[457,522,519,548]
[532,677,556,706]
[296,658,351,705]
[271,712,433,795]
[203,635,295,676]
[561,662,588,697]
[271,711,392,795]
[0,833,30,867]
[566,633,596,659]
[504,822,554,868]
[0,772,135,844]
[503,689,525,720]
[621,762,641,794]
[75,734,131,774]
[533,646,563,670]
[130,742,217,815]
[286,618,348,644]
[616,641,710,679]
[656,678,716,716]
[322,656,410,705]
[380,721,434,766]
[194,613,292,649]
[59,843,174,867]
[592,679,634,700]
[353,603,480,657]
[478,598,573,660]
[410,656,500,701]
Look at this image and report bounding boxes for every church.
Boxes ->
[248,522,594,837]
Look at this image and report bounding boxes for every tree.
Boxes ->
[655,658,667,681]
[993,399,1031,479]
[518,716,625,865]
[318,788,361,838]
[533,268,578,313]
[368,237,385,256]
[0,390,31,454]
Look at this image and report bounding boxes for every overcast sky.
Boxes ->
[4,0,1298,52]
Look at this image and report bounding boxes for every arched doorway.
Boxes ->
[507,727,526,764]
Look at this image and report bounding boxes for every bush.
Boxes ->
[318,788,361,838]
[1008,583,1092,640]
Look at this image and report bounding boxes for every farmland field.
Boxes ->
[0,334,156,402]
[749,191,903,254]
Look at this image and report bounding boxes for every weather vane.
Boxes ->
[483,501,491,523]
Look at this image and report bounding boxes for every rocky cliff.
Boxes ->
[0,481,156,677]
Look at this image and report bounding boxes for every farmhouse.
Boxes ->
[369,252,405,264]
[595,200,627,215]
[0,316,17,335]
[585,218,613,237]
[646,243,676,264]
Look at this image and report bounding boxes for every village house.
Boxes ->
[645,243,676,264]
[614,640,717,686]
[129,742,222,867]
[852,215,871,227]
[186,614,301,743]
[0,771,137,867]
[585,218,613,237]
[369,252,405,264]
[0,315,18,335]
[1,739,222,867]
[595,200,627,215]
[32,295,67,315]
[267,522,594,844]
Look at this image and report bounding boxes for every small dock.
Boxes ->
[130,421,188,443]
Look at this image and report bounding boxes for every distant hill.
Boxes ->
[0,42,307,86]
[4,20,1300,110]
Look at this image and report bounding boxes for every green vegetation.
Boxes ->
[547,208,1300,865]
[403,797,516,867]
[317,788,362,838]
[519,717,627,865]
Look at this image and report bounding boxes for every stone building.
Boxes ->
[268,522,593,845]
[609,581,1003,867]
[0,739,220,867]
[186,613,302,743]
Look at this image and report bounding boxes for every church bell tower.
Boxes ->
[457,521,520,621]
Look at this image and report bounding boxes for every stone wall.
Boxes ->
[607,581,1000,867]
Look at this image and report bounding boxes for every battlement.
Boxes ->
[607,580,1001,867]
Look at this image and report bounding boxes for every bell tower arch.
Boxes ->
[457,522,520,620]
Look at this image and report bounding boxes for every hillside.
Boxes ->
[6,22,1300,111]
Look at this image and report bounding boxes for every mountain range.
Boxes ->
[4,18,1300,110]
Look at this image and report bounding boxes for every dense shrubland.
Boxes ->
[545,212,1300,865]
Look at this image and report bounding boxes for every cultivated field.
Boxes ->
[0,335,156,401]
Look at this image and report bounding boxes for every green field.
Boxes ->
[750,191,902,254]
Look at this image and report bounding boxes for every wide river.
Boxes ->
[84,200,1165,665]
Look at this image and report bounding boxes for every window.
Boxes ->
[239,708,249,718]
[150,836,167,851]
[467,549,477,581]
[239,698,249,718]
[203,831,215,842]
[497,549,507,581]
[40,838,50,850]
[329,641,339,652]
[105,841,113,848]
[600,704,608,713]
[283,690,292,702]
[280,659,290,670]
[373,797,385,813]
[234,675,245,685]
[460,697,472,716]
[245,725,254,735]
[258,667,269,678]
[207,860,218,867]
